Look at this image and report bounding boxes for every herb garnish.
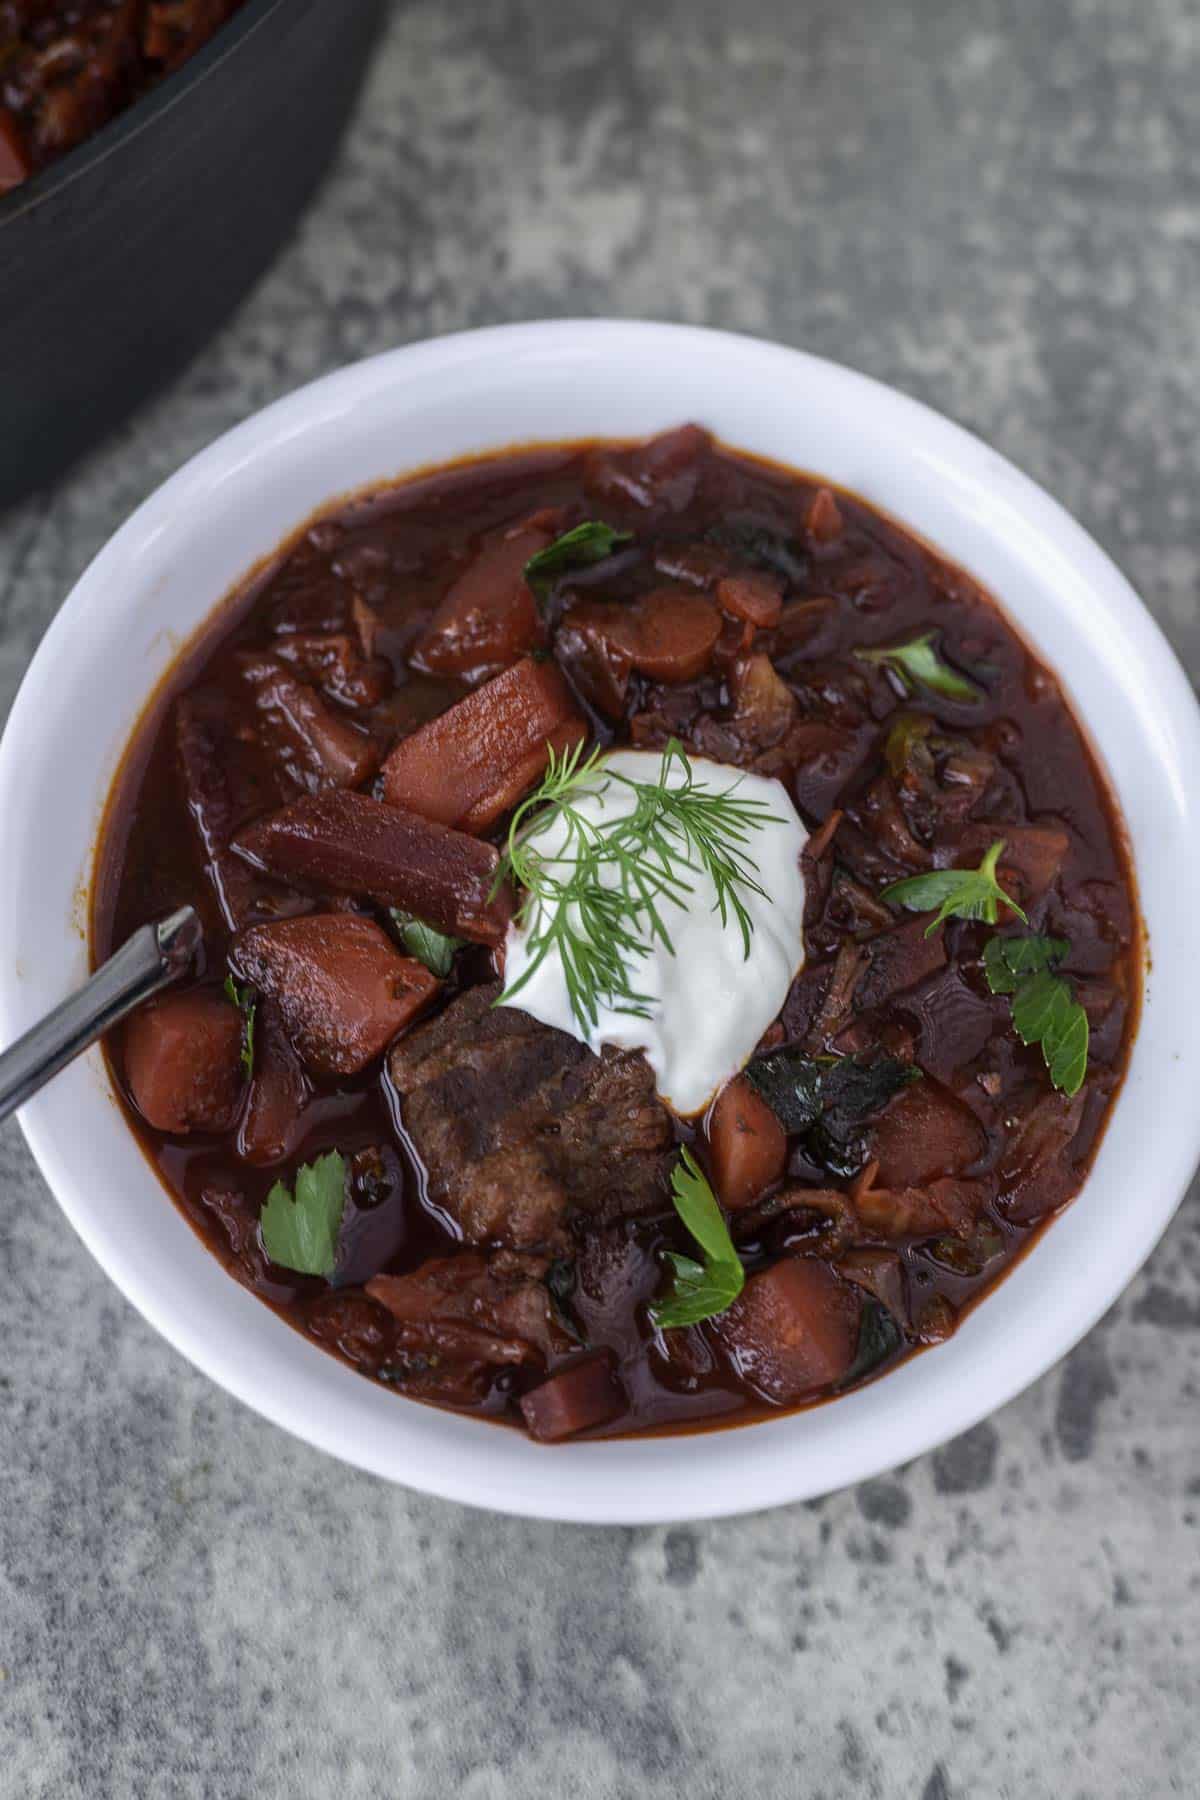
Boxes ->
[855,631,981,703]
[649,1148,745,1329]
[495,739,780,1034]
[260,1150,347,1279]
[523,521,632,601]
[881,840,1028,938]
[746,1050,919,1178]
[983,933,1088,1096]
[387,910,464,979]
[223,975,256,1077]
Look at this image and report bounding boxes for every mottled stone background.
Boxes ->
[1,1,1198,1795]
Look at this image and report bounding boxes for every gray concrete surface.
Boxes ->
[1,1,1198,1794]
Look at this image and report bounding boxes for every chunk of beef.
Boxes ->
[124,989,244,1134]
[231,915,438,1076]
[233,790,511,946]
[708,1075,788,1211]
[368,1250,570,1404]
[388,985,674,1252]
[853,918,947,1012]
[710,1259,862,1403]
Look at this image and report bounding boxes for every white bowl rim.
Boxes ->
[2,317,1198,1524]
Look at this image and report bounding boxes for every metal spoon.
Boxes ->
[0,906,201,1125]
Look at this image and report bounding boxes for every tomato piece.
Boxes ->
[380,656,586,834]
[708,1076,787,1211]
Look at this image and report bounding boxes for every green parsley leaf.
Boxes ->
[982,931,1089,1096]
[855,630,982,703]
[649,1147,744,1330]
[260,1150,347,1279]
[745,1050,920,1179]
[387,910,464,979]
[982,932,1069,994]
[524,521,633,602]
[223,974,256,1077]
[881,840,1028,938]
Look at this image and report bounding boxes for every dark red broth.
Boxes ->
[93,427,1140,1442]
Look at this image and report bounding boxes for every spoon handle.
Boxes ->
[0,906,201,1125]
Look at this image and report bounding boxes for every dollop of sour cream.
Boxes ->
[501,750,808,1115]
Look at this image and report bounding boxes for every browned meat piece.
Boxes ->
[124,988,244,1133]
[233,790,512,946]
[237,1000,310,1165]
[367,1250,570,1403]
[388,985,674,1252]
[231,915,439,1076]
[175,694,264,930]
[851,1162,988,1240]
[520,1353,626,1441]
[413,527,549,679]
[870,1080,987,1186]
[710,1259,862,1402]
[142,0,237,71]
[728,653,796,749]
[237,653,377,791]
[999,1087,1088,1222]
[274,631,393,709]
[760,719,873,820]
[853,918,947,1011]
[380,657,586,834]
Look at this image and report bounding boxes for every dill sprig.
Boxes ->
[495,739,781,1034]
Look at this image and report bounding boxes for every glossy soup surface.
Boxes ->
[94,427,1140,1441]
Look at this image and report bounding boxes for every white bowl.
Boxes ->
[2,321,1197,1524]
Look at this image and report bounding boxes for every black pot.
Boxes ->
[0,0,386,510]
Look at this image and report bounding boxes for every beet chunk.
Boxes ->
[413,527,549,679]
[124,989,244,1134]
[237,1000,310,1165]
[231,915,438,1076]
[711,1259,862,1403]
[237,653,377,790]
[520,1353,626,1442]
[709,1076,788,1211]
[870,1080,987,1187]
[380,657,586,834]
[233,790,511,947]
